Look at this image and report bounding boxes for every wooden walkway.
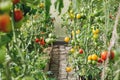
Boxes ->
[48,41,77,80]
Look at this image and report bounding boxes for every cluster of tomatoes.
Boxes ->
[35,38,45,46]
[92,28,100,39]
[87,51,115,65]
[68,10,83,20]
[0,0,23,33]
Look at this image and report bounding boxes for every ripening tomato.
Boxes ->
[0,14,11,33]
[12,0,20,4]
[101,51,115,61]
[14,9,23,22]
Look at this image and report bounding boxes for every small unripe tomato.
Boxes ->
[87,60,92,64]
[92,60,97,65]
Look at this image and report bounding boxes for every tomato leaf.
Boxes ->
[54,0,64,15]
[45,0,51,22]
[0,34,11,47]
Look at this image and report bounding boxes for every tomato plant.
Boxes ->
[0,0,56,80]
[61,0,120,80]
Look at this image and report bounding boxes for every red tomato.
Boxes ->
[39,38,45,45]
[35,38,39,43]
[0,14,11,33]
[14,9,23,22]
[79,49,84,54]
[97,58,103,63]
[12,0,20,4]
[101,51,115,61]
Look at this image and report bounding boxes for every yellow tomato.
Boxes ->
[95,29,100,34]
[72,31,74,36]
[88,55,92,60]
[64,37,70,43]
[91,54,98,61]
[76,30,80,34]
[76,14,81,19]
[70,13,75,19]
[39,3,44,8]
[92,29,100,34]
[70,10,73,13]
[92,29,96,34]
[93,34,98,39]
[66,67,72,72]
[70,48,75,53]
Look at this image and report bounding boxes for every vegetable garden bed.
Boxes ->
[0,0,120,80]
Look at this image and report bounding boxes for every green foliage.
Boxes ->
[45,0,51,22]
[54,0,64,14]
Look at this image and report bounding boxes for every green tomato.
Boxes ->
[0,1,12,13]
[48,33,54,38]
[45,38,52,44]
[92,60,97,65]
[70,40,75,45]
[87,60,92,64]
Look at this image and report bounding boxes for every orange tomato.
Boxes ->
[66,67,72,72]
[64,37,70,43]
